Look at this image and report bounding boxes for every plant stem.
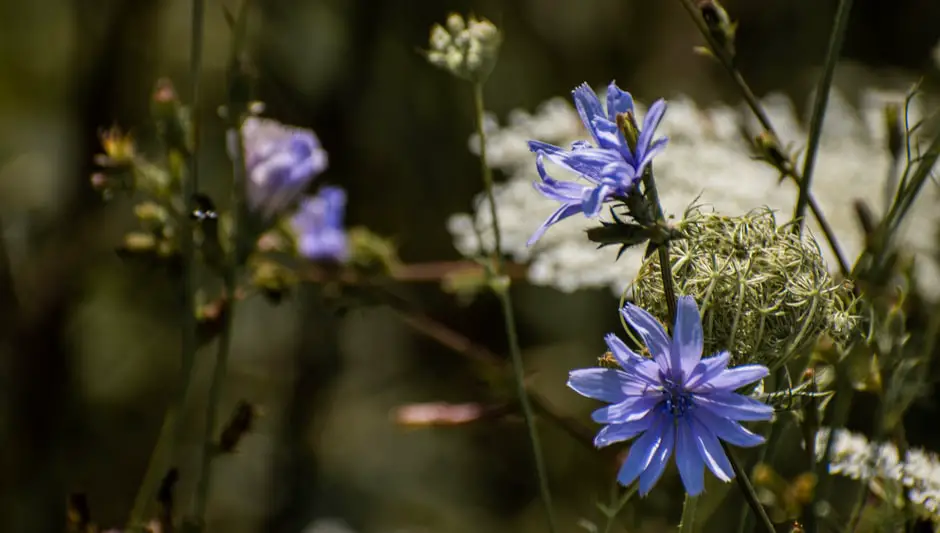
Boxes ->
[814,363,855,509]
[190,292,234,529]
[675,0,850,277]
[736,371,783,533]
[191,103,247,529]
[724,442,776,533]
[884,126,940,237]
[601,484,638,533]
[126,2,204,527]
[641,169,678,326]
[472,81,558,533]
[793,0,854,232]
[678,494,699,533]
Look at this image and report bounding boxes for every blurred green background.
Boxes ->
[1,0,940,532]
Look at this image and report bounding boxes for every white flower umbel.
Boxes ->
[449,88,940,297]
[816,427,940,521]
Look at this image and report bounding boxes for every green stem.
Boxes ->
[472,82,558,533]
[793,0,854,232]
[126,1,204,527]
[814,365,855,509]
[190,102,246,528]
[724,443,776,533]
[845,402,884,532]
[678,494,699,533]
[641,169,678,326]
[736,371,783,533]
[601,483,638,533]
[801,379,821,533]
[884,127,940,237]
[675,0,849,277]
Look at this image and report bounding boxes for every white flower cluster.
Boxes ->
[816,427,940,520]
[426,14,501,83]
[447,86,940,297]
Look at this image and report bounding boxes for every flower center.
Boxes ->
[661,382,693,418]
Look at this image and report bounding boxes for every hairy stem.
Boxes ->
[678,494,699,533]
[675,0,850,276]
[793,0,855,232]
[472,82,558,533]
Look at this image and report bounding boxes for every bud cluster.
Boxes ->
[426,13,501,83]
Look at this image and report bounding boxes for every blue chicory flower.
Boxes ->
[526,81,668,245]
[291,186,349,262]
[233,117,329,219]
[567,296,772,497]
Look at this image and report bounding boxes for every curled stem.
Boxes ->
[472,82,558,533]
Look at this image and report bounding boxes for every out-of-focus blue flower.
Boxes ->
[567,296,772,496]
[291,186,348,262]
[232,117,329,219]
[526,82,668,245]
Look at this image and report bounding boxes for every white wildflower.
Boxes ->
[817,427,940,522]
[449,86,940,297]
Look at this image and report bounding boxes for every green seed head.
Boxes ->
[631,206,858,370]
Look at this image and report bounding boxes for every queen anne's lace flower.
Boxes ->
[816,427,940,522]
[568,296,772,496]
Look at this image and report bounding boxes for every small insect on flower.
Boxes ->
[598,351,620,369]
[567,296,773,496]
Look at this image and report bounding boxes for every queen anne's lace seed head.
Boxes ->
[631,208,858,369]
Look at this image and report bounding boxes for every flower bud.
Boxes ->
[97,126,136,166]
[424,13,502,84]
[446,13,466,34]
[883,102,903,158]
[698,0,737,60]
[616,112,640,155]
[754,130,794,178]
[150,78,191,155]
[123,232,157,252]
[134,201,169,224]
[429,24,450,51]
